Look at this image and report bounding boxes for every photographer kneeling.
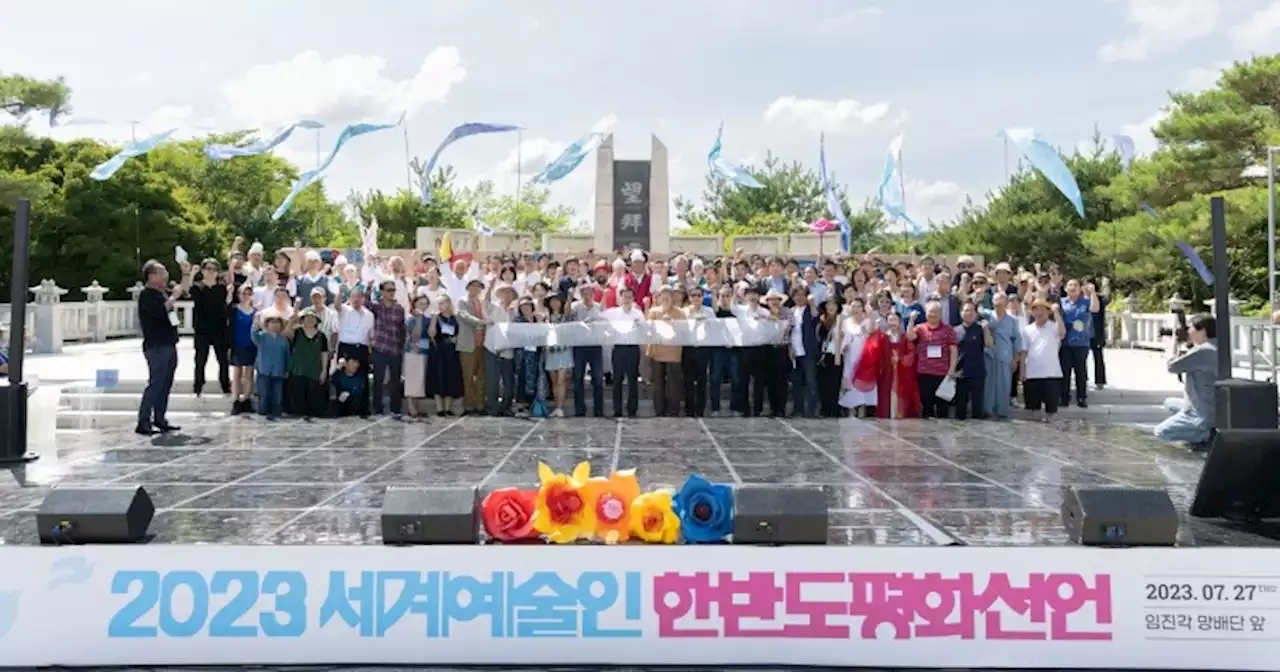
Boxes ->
[1154,314,1217,453]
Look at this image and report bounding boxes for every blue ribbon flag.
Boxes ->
[1112,134,1136,173]
[707,124,763,189]
[88,129,178,181]
[204,120,323,160]
[272,114,403,221]
[876,133,921,234]
[419,122,521,204]
[1141,202,1214,286]
[818,133,852,253]
[999,128,1085,217]
[531,132,606,185]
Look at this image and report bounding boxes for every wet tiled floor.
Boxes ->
[1,415,1275,547]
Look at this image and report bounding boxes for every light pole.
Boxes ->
[1269,147,1277,312]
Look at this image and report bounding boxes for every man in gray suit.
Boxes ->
[455,279,491,415]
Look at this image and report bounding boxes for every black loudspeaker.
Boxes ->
[36,486,154,544]
[381,486,479,545]
[1060,486,1178,547]
[1191,429,1280,521]
[732,485,828,544]
[1214,379,1279,430]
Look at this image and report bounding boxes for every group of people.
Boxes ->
[129,238,1150,434]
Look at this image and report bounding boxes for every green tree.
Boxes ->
[457,180,576,240]
[1082,55,1280,311]
[675,153,884,250]
[915,134,1132,276]
[0,73,70,206]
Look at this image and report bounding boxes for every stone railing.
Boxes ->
[1105,295,1279,379]
[1,280,197,354]
[2,281,1279,368]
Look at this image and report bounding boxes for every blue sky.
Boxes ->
[2,0,1275,229]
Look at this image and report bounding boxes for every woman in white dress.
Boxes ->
[837,296,878,416]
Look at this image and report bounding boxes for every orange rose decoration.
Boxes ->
[480,488,539,542]
[584,470,642,543]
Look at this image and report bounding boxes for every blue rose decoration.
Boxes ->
[674,474,734,543]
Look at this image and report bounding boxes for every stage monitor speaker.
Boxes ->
[381,486,479,545]
[1190,428,1280,521]
[36,486,154,544]
[732,485,828,545]
[1060,486,1178,547]
[1214,379,1279,430]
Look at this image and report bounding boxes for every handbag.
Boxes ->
[935,376,957,402]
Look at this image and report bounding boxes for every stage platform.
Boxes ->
[1,415,1273,548]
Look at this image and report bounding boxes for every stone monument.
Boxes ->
[592,134,671,255]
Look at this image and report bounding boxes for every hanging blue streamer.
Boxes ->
[1141,202,1213,286]
[999,128,1085,217]
[707,124,763,189]
[204,120,323,160]
[88,128,178,181]
[272,114,403,221]
[818,133,852,253]
[1175,241,1214,286]
[531,132,606,185]
[1112,134,1136,173]
[419,122,522,203]
[876,134,922,234]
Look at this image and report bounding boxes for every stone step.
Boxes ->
[60,392,232,413]
[56,409,226,430]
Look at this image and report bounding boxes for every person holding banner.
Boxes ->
[603,287,645,418]
[647,286,685,417]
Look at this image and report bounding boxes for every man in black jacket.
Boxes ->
[136,259,193,435]
[188,258,231,396]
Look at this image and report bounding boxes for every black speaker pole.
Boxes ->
[1,198,38,464]
[1210,196,1232,381]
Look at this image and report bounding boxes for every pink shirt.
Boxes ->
[913,322,956,377]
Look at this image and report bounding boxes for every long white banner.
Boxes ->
[1,545,1279,668]
[484,318,789,349]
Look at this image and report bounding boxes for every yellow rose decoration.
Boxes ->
[584,470,642,544]
[533,461,596,544]
[630,490,681,544]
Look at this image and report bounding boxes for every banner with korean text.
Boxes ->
[1,546,1278,668]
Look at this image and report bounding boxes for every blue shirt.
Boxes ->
[1060,296,1092,348]
[955,321,987,378]
[251,330,291,378]
[981,311,1023,363]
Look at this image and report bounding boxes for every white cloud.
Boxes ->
[498,137,564,176]
[1183,64,1226,91]
[1098,0,1219,62]
[1232,0,1280,48]
[816,6,883,34]
[762,96,890,133]
[904,179,968,225]
[124,73,153,87]
[591,114,618,133]
[1120,109,1169,156]
[29,105,216,144]
[219,47,466,128]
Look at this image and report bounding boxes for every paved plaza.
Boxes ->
[1,413,1274,547]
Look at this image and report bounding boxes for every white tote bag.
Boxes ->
[935,376,957,402]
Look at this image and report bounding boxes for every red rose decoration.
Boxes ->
[481,488,539,542]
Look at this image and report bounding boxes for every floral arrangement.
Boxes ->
[478,461,735,545]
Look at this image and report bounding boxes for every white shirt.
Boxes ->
[252,286,275,311]
[415,284,449,314]
[1022,321,1063,379]
[485,301,515,358]
[918,276,939,301]
[791,306,807,357]
[602,306,645,322]
[337,305,375,345]
[731,304,770,320]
